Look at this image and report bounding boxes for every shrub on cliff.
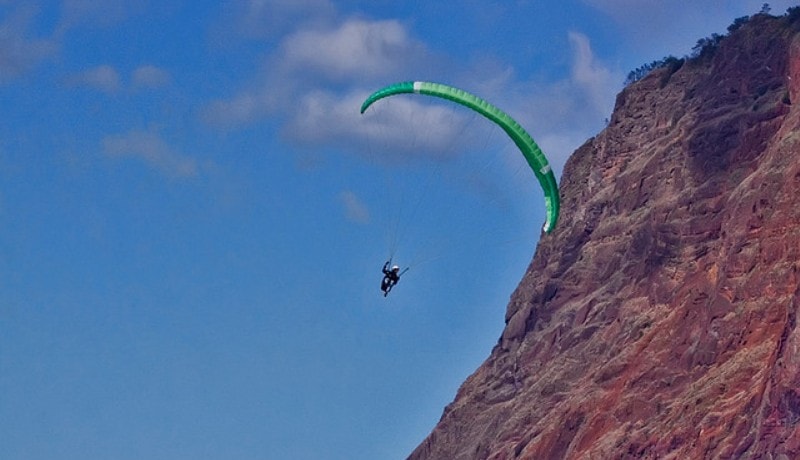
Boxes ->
[624,56,683,86]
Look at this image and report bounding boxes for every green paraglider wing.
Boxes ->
[360,81,559,233]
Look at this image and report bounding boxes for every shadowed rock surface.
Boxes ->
[409,12,800,460]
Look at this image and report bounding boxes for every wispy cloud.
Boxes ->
[285,89,473,161]
[67,64,121,93]
[568,31,616,118]
[202,13,455,162]
[280,19,425,82]
[102,128,199,178]
[339,190,370,224]
[201,17,433,129]
[67,64,171,93]
[0,5,57,83]
[132,65,171,89]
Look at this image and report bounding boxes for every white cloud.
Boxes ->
[202,17,432,130]
[102,128,199,178]
[339,190,370,224]
[67,64,121,93]
[0,5,56,83]
[132,65,171,88]
[285,89,473,162]
[280,18,423,81]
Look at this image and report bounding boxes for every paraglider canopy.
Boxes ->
[360,81,559,233]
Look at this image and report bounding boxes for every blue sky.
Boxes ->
[1,1,796,459]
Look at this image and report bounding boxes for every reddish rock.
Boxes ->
[409,13,800,460]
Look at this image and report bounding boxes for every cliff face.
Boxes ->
[410,14,800,460]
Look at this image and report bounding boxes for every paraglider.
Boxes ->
[360,81,560,233]
[380,260,407,297]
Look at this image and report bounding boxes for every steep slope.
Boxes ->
[410,13,800,460]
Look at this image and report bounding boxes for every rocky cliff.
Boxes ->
[410,12,800,460]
